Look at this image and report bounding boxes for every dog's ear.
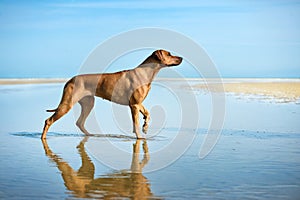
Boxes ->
[154,50,164,62]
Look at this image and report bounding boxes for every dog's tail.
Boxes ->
[46,109,57,112]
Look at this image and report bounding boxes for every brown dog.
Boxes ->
[42,50,182,139]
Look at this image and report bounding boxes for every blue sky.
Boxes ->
[0,0,300,78]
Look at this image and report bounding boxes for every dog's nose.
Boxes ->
[177,57,183,64]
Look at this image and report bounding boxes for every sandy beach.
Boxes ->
[0,78,299,199]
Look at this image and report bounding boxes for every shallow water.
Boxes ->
[0,81,300,199]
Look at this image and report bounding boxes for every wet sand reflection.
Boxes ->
[42,138,157,199]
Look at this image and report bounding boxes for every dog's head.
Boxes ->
[154,50,182,67]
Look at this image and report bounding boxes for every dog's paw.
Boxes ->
[142,124,148,134]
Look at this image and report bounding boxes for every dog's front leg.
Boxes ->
[140,104,150,134]
[129,104,143,139]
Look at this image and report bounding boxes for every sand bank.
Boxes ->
[194,80,300,102]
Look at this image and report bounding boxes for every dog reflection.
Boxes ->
[42,138,153,199]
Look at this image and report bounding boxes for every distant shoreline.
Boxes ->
[1,78,300,103]
[0,77,300,85]
[0,78,68,85]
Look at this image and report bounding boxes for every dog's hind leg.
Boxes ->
[42,103,73,140]
[140,104,150,134]
[42,79,80,139]
[76,96,95,136]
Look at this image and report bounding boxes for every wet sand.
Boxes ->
[0,79,300,199]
